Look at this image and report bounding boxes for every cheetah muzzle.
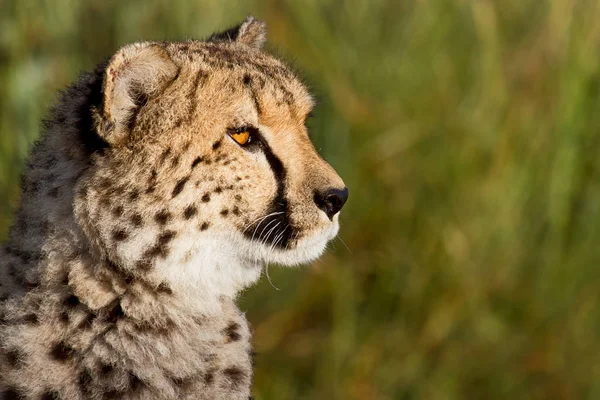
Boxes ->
[0,16,347,400]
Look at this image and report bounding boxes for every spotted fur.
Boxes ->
[0,16,347,399]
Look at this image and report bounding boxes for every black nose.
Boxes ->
[314,187,349,220]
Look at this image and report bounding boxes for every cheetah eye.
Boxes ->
[228,127,257,147]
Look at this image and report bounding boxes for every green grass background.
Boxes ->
[2,0,600,399]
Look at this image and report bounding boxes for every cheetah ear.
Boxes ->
[98,43,179,145]
[208,15,266,49]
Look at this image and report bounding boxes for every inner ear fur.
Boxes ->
[97,42,179,145]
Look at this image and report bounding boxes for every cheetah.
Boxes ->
[0,16,348,400]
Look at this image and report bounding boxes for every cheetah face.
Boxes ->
[75,18,347,294]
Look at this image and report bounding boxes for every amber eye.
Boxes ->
[228,128,253,146]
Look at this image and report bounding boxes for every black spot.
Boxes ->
[245,78,262,115]
[129,189,140,201]
[235,194,242,201]
[99,363,114,376]
[63,295,80,308]
[157,283,173,295]
[183,205,197,219]
[130,213,143,227]
[105,300,124,324]
[50,341,74,361]
[105,260,121,274]
[41,220,54,235]
[146,243,168,259]
[23,280,39,290]
[128,373,146,392]
[112,206,124,218]
[172,176,189,198]
[232,206,241,216]
[204,369,215,385]
[101,389,122,399]
[220,209,229,217]
[144,231,175,259]
[223,322,241,343]
[23,313,39,324]
[191,156,203,168]
[171,374,195,390]
[146,170,158,194]
[136,259,153,271]
[40,391,60,400]
[113,186,125,196]
[59,311,70,325]
[155,210,172,225]
[171,155,180,168]
[159,148,172,164]
[201,193,210,202]
[223,366,246,388]
[99,178,112,189]
[214,186,223,194]
[78,369,93,397]
[112,229,129,242]
[6,348,25,368]
[199,222,210,231]
[1,389,25,400]
[212,139,222,150]
[123,273,135,285]
[158,230,177,245]
[47,187,60,198]
[186,69,206,104]
[78,312,96,329]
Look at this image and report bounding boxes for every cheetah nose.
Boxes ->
[313,187,349,220]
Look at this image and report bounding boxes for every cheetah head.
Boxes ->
[75,17,347,297]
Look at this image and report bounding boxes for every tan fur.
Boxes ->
[0,16,346,399]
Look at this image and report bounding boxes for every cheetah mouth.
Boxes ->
[242,218,338,266]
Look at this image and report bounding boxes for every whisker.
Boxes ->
[265,263,281,291]
[267,226,286,258]
[272,225,288,252]
[258,219,280,243]
[264,223,284,292]
[337,235,353,254]
[250,214,280,242]
[242,211,284,235]
[262,221,281,244]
